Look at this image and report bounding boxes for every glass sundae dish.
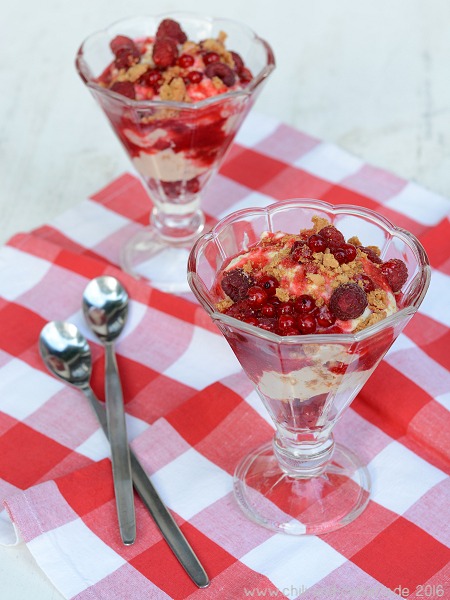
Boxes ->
[76,13,275,292]
[188,200,430,534]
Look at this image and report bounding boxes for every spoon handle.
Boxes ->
[104,342,136,546]
[82,386,210,588]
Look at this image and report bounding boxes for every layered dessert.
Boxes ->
[214,216,408,429]
[94,18,254,202]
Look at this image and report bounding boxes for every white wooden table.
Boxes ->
[1,0,449,598]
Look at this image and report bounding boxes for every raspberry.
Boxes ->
[318,226,345,250]
[225,299,254,320]
[380,259,408,292]
[156,19,187,44]
[110,81,136,99]
[152,37,178,68]
[329,283,368,320]
[358,246,382,264]
[221,269,255,302]
[110,35,137,56]
[114,49,140,69]
[204,62,236,87]
[230,51,244,73]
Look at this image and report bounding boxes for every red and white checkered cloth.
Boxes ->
[0,113,449,599]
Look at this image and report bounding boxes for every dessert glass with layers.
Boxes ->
[76,13,275,292]
[188,199,430,535]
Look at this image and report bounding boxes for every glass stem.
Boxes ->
[151,200,205,242]
[273,431,335,478]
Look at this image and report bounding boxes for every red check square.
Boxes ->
[130,521,236,598]
[0,423,72,489]
[57,458,114,516]
[353,362,431,439]
[352,516,450,593]
[0,303,46,359]
[166,382,243,446]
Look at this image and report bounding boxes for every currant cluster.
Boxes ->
[107,18,252,100]
[222,269,338,336]
[220,224,409,336]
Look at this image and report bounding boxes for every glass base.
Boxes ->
[233,441,370,535]
[121,226,197,293]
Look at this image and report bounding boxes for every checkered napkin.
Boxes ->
[0,113,449,600]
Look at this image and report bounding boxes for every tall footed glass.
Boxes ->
[188,200,430,534]
[76,13,275,292]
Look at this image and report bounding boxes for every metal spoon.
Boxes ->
[82,276,135,545]
[39,321,210,588]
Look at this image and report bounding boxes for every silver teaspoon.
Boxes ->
[39,321,210,588]
[82,276,135,545]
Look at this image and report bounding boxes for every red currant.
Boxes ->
[354,274,375,293]
[178,54,195,68]
[316,306,336,328]
[187,70,203,84]
[319,226,345,250]
[203,51,220,64]
[297,314,317,334]
[294,295,316,314]
[341,243,357,263]
[308,234,326,253]
[333,249,346,264]
[258,275,278,297]
[243,316,258,326]
[261,303,277,318]
[279,303,295,316]
[247,286,268,308]
[278,314,296,332]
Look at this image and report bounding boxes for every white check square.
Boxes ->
[241,534,346,590]
[150,448,233,520]
[235,112,280,147]
[295,143,363,183]
[28,518,125,597]
[368,440,447,514]
[384,182,450,226]
[0,359,63,420]
[163,326,242,390]
[418,269,450,327]
[0,247,51,301]
[52,199,129,247]
[217,191,275,220]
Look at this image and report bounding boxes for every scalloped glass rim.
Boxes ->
[75,11,276,110]
[188,198,431,343]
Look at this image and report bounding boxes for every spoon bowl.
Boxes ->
[82,276,128,341]
[39,321,92,387]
